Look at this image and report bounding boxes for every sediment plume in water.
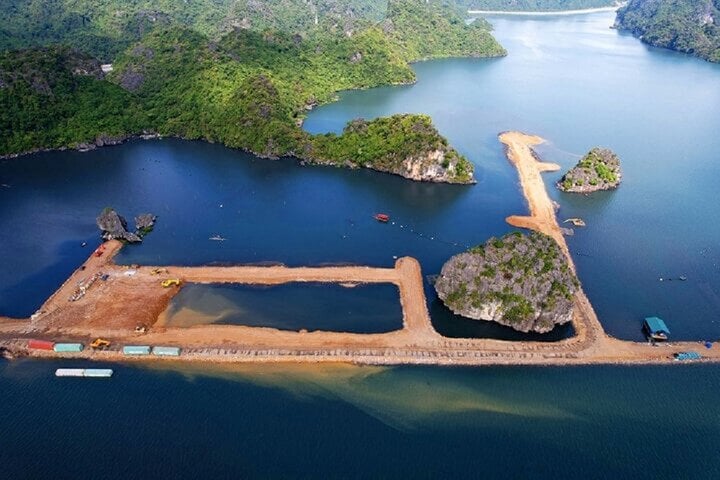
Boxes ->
[139,362,577,430]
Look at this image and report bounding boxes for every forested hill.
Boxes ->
[0,0,389,61]
[615,0,720,63]
[459,0,617,11]
[0,0,501,183]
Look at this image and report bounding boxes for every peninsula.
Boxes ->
[0,0,499,184]
[1,131,718,366]
[615,0,720,63]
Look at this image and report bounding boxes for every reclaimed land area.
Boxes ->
[1,131,718,366]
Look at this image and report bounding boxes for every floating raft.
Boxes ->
[55,368,113,378]
[563,218,586,227]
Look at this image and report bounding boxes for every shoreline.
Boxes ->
[1,131,719,367]
[468,5,623,16]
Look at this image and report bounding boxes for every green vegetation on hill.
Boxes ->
[311,114,475,182]
[0,46,145,154]
[615,0,720,63]
[0,0,389,61]
[387,0,505,60]
[435,232,579,333]
[458,0,616,11]
[558,147,622,193]
[0,0,497,182]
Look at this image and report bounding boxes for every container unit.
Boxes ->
[122,345,151,356]
[53,343,84,353]
[28,339,55,350]
[152,346,181,357]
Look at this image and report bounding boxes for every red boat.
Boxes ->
[374,213,390,223]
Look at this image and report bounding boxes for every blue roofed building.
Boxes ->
[643,316,670,341]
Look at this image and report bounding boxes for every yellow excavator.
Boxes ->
[161,278,181,288]
[90,338,111,350]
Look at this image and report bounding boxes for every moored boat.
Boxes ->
[55,368,114,378]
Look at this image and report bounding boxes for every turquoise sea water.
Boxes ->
[2,13,720,477]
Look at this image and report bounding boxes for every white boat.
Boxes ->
[55,368,113,378]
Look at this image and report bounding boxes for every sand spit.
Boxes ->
[1,131,719,366]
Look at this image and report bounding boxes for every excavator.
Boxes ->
[161,278,181,288]
[90,338,111,350]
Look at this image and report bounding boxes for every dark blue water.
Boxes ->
[1,359,719,479]
[161,283,403,333]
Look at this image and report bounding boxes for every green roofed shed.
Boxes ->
[644,316,670,340]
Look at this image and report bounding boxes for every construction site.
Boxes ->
[1,132,718,367]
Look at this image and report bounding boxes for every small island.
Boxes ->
[434,232,579,333]
[97,208,156,243]
[557,147,621,193]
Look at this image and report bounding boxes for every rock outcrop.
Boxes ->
[435,232,579,333]
[97,208,155,243]
[395,148,474,184]
[557,147,621,193]
[135,213,157,232]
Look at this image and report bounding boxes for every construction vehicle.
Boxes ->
[150,268,169,275]
[161,278,181,288]
[90,338,111,350]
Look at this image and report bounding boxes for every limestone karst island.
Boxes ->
[557,147,622,193]
[1,0,720,477]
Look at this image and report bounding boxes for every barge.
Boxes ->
[55,368,113,378]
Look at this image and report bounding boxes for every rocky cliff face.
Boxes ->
[435,232,579,333]
[391,148,474,184]
[135,213,157,231]
[557,147,621,193]
[97,208,156,243]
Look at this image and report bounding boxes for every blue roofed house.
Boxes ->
[643,316,670,341]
